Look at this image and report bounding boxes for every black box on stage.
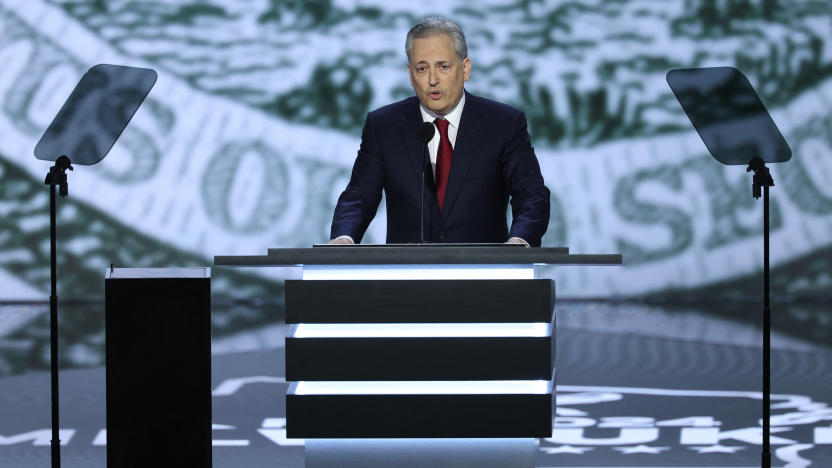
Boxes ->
[105,267,211,468]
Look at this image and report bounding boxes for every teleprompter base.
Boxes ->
[305,438,535,468]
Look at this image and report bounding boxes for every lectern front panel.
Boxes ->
[285,279,555,323]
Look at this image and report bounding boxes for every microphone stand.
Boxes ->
[44,154,73,468]
[420,145,429,243]
[418,122,435,243]
[747,156,773,468]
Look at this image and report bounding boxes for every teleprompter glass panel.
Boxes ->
[666,67,791,165]
[34,64,157,165]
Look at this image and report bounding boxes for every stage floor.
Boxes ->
[1,326,830,468]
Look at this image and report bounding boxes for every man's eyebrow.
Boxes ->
[413,60,451,65]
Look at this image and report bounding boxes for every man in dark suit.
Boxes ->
[329,17,550,246]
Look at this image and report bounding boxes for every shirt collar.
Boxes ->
[419,91,465,130]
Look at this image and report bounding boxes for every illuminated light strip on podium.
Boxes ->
[292,322,551,338]
[293,379,552,395]
[302,264,534,280]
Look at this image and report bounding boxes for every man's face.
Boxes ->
[408,33,471,116]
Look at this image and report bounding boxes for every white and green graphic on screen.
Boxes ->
[0,0,830,302]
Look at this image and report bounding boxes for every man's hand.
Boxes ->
[328,236,355,245]
[505,237,530,247]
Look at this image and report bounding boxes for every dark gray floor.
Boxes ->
[1,325,831,468]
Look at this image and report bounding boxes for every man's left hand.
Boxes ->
[505,237,530,247]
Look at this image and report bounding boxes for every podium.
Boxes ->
[215,246,621,468]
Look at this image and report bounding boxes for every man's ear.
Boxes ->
[462,57,471,82]
[407,63,415,87]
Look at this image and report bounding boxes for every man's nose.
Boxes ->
[428,68,439,86]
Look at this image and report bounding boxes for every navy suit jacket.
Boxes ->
[330,91,550,246]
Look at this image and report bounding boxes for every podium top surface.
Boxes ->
[214,246,622,266]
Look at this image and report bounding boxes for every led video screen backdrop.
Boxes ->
[1,0,831,299]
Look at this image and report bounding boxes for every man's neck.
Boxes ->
[420,92,465,124]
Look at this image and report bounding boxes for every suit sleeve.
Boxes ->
[502,110,550,247]
[329,112,385,243]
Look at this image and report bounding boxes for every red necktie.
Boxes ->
[434,118,453,211]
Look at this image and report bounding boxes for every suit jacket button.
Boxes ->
[439,231,445,239]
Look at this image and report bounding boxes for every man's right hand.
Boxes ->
[328,236,355,245]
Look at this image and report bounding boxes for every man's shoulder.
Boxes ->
[465,92,523,120]
[368,96,420,120]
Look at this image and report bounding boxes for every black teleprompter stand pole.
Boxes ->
[747,156,773,468]
[33,64,157,468]
[44,155,73,468]
[667,67,792,468]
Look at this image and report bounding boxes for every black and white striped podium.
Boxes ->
[216,245,621,468]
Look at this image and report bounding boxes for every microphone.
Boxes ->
[419,122,435,243]
[419,122,435,143]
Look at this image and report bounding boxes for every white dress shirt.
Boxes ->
[419,92,465,178]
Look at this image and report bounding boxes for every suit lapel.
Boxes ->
[399,100,436,188]
[399,99,439,220]
[440,92,481,225]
